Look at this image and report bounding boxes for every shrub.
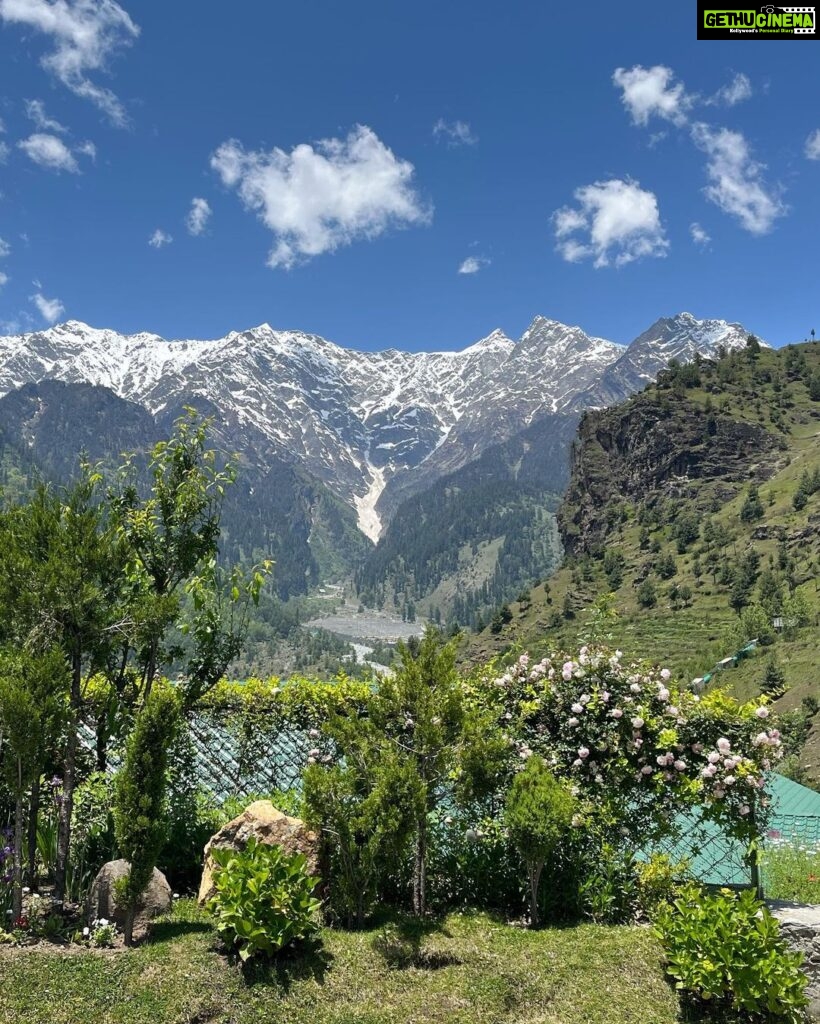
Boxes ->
[504,756,575,927]
[207,838,320,961]
[655,888,807,1021]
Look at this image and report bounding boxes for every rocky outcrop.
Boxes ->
[88,859,172,935]
[197,800,320,905]
[558,390,782,556]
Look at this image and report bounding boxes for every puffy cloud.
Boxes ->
[433,119,477,146]
[552,178,669,268]
[148,228,173,248]
[690,222,711,246]
[24,97,67,132]
[0,0,139,125]
[805,129,820,161]
[0,236,10,258]
[0,271,8,288]
[709,72,752,107]
[458,255,490,274]
[18,132,79,172]
[30,289,65,323]
[186,196,211,236]
[612,65,691,126]
[690,122,786,234]
[76,139,96,160]
[211,125,431,269]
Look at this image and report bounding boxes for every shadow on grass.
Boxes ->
[241,936,334,992]
[146,919,214,944]
[370,913,460,971]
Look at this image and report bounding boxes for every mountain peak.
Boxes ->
[461,328,515,354]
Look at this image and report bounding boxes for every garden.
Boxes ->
[0,415,815,1023]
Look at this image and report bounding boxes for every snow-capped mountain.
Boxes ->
[0,312,756,541]
[570,313,758,410]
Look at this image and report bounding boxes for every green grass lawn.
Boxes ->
[0,900,681,1024]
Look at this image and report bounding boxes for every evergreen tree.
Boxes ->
[113,687,181,945]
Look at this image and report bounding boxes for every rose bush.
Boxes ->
[469,645,781,848]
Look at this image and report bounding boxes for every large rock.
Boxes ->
[769,901,820,1020]
[88,859,172,934]
[197,800,320,905]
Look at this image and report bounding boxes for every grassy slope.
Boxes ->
[0,902,679,1024]
[465,343,820,774]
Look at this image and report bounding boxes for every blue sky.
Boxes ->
[0,0,818,351]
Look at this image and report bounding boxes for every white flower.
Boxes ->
[571,703,584,714]
[610,708,623,719]
[22,887,30,895]
[739,804,751,816]
[657,687,670,702]
[308,748,321,758]
[707,751,721,764]
[571,814,583,827]
[578,746,590,759]
[568,717,580,727]
[308,728,321,739]
[631,717,644,729]
[82,927,90,937]
[724,775,736,786]
[717,737,731,754]
[641,765,653,775]
[562,661,574,680]
[755,706,770,719]
[674,760,686,772]
[660,668,671,682]
[702,764,717,778]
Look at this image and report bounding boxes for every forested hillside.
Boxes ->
[355,413,579,628]
[466,339,820,780]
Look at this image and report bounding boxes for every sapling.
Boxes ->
[505,756,575,927]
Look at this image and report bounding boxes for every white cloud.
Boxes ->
[211,125,431,269]
[433,119,477,146]
[0,236,10,258]
[186,196,211,236]
[24,97,67,132]
[612,65,691,127]
[76,139,96,160]
[18,131,79,172]
[553,178,669,268]
[0,0,139,125]
[690,222,711,246]
[690,122,786,235]
[148,228,173,249]
[458,255,490,274]
[709,72,752,107]
[31,290,65,323]
[0,140,8,163]
[0,116,5,132]
[805,129,820,161]
[0,272,8,287]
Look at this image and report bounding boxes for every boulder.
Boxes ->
[88,859,172,934]
[197,800,320,905]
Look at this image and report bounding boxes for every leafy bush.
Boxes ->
[634,853,691,919]
[655,888,807,1021]
[207,837,320,961]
